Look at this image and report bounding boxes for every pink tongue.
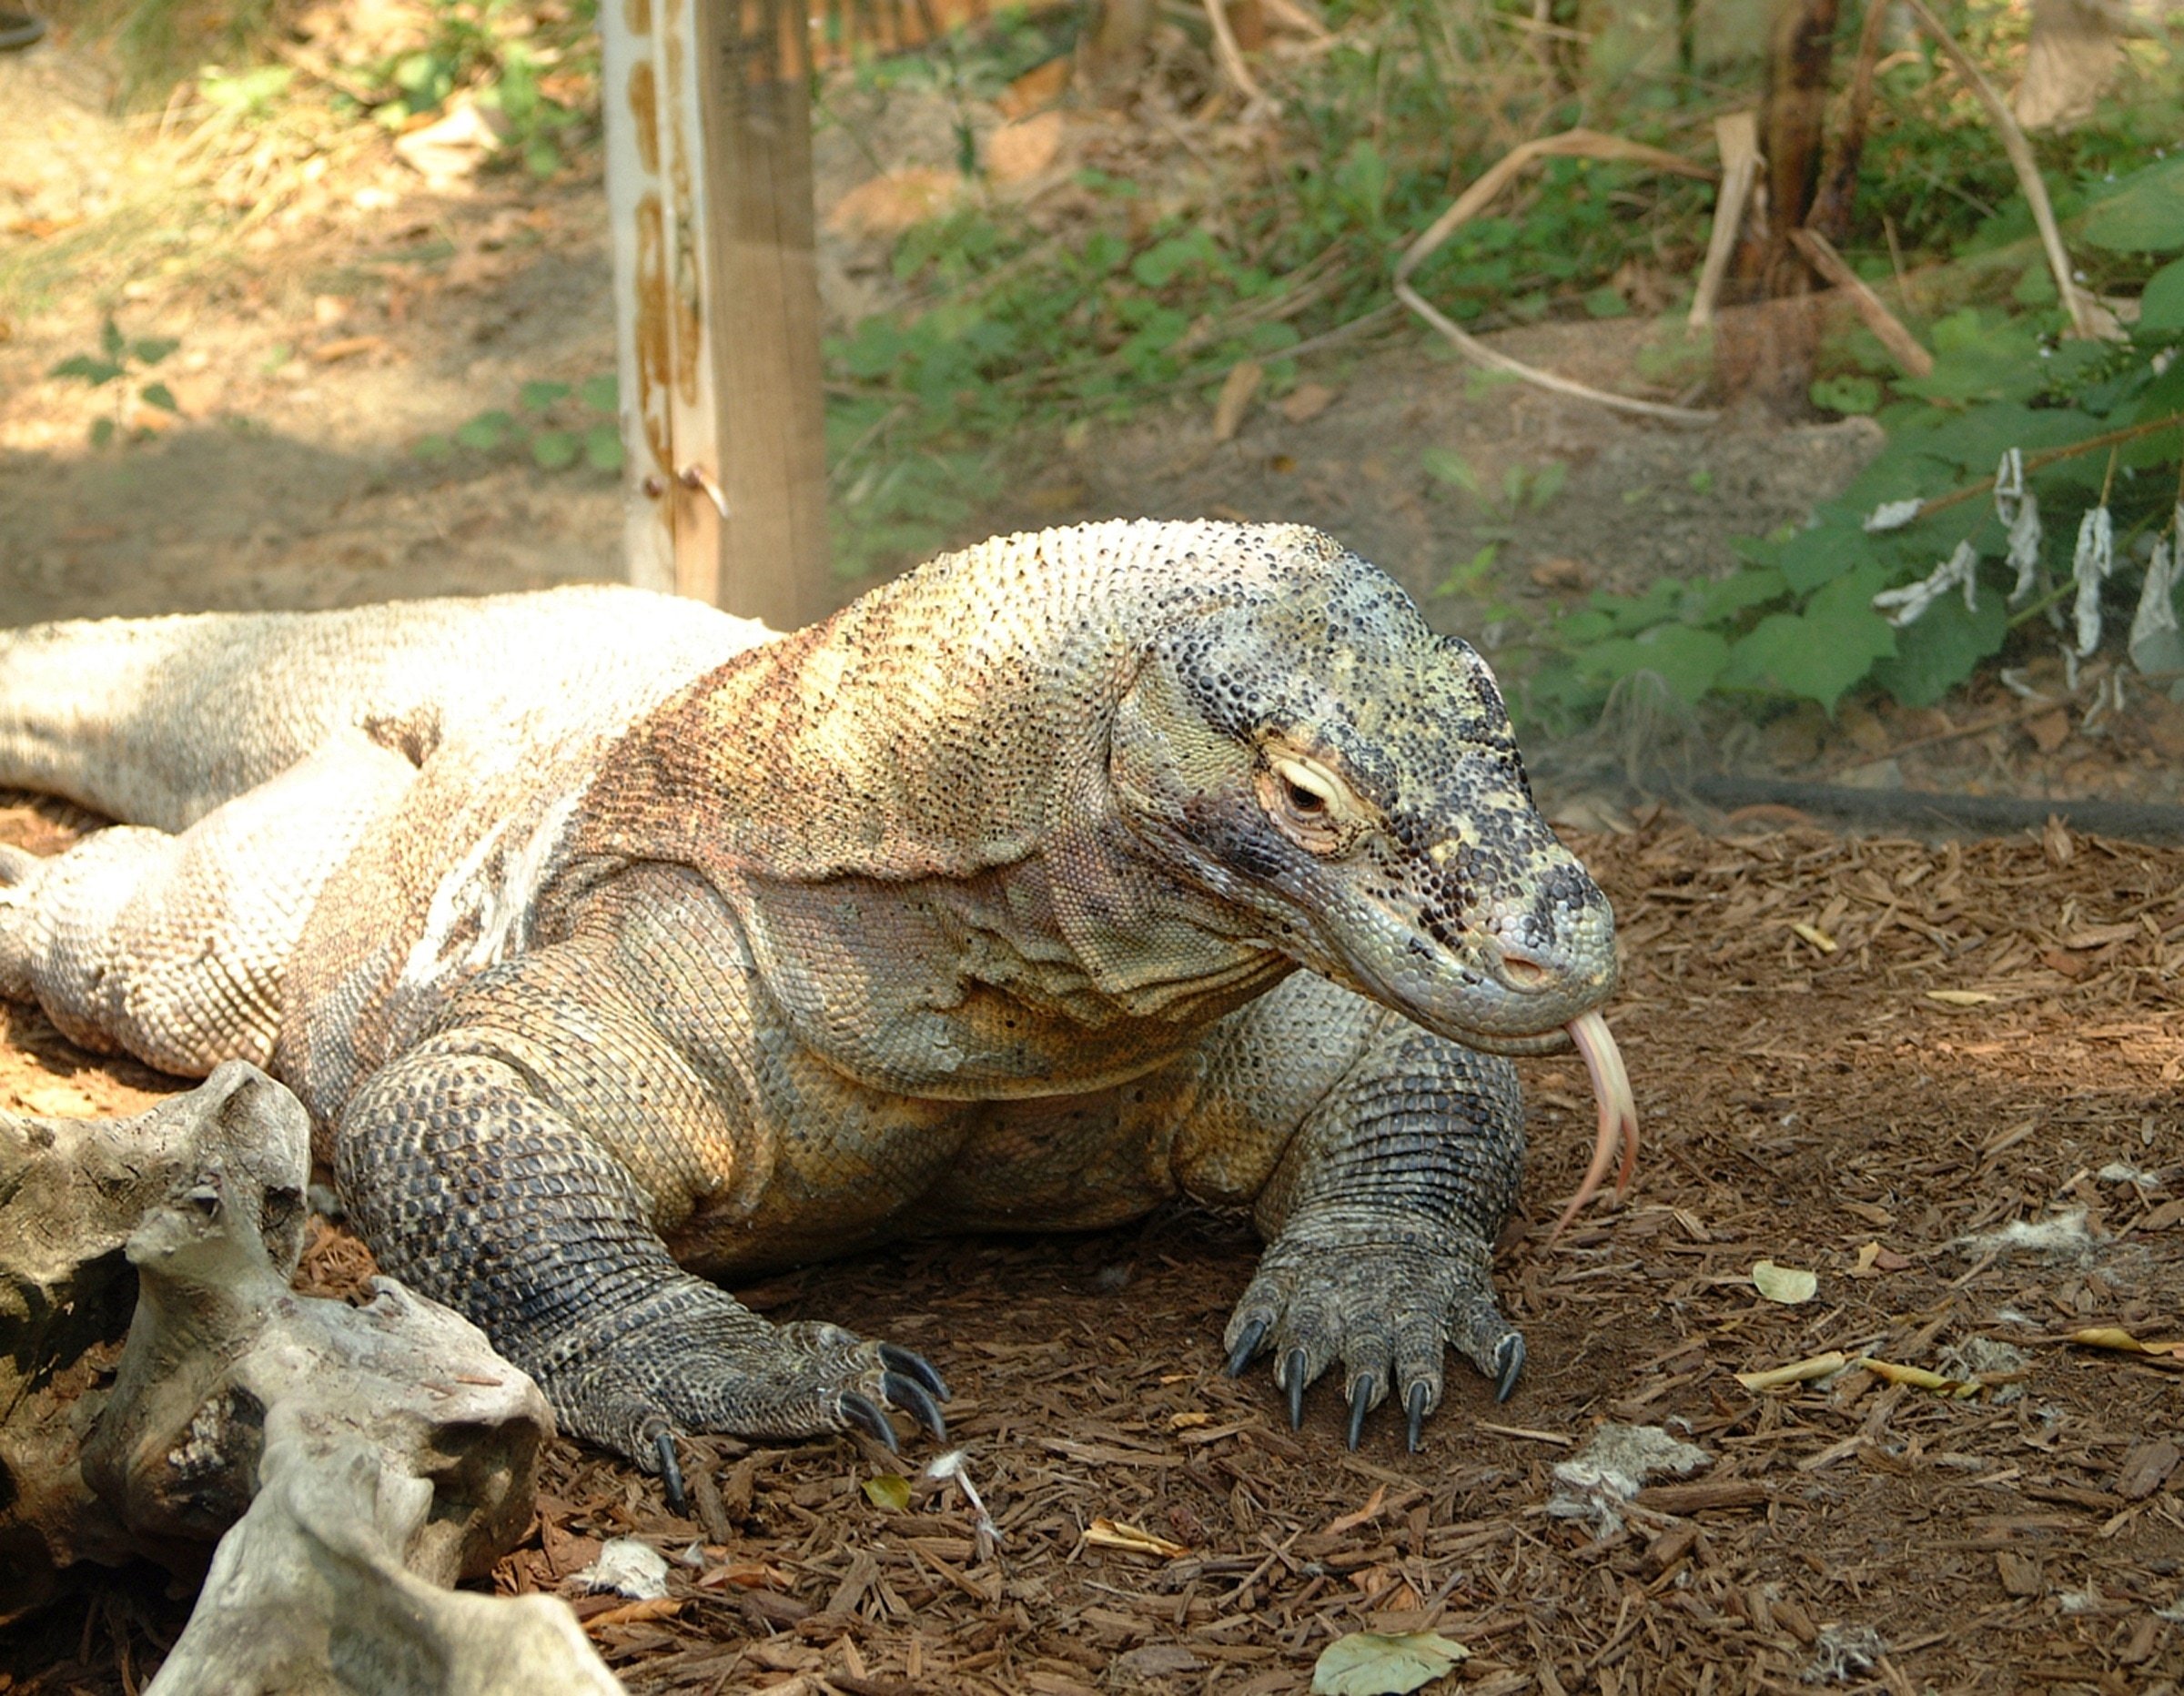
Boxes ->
[1546,1009,1639,1244]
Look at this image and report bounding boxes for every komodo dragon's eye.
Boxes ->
[1255,746,1367,856]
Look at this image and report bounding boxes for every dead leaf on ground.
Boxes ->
[1279,381,1339,423]
[997,56,1070,119]
[2069,1327,2184,1358]
[1753,1260,1817,1304]
[1310,1630,1469,1695]
[987,112,1065,185]
[1528,555,1594,591]
[825,168,964,237]
[1084,1518,1189,1559]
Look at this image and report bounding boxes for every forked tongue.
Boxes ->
[1546,1009,1638,1245]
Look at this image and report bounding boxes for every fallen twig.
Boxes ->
[1396,128,1722,426]
[1787,226,1934,377]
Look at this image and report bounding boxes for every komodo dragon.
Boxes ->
[0,520,1636,1498]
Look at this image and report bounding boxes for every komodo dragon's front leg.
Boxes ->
[1169,970,1526,1450]
[329,867,949,1494]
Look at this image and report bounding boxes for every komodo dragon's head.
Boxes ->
[1097,522,1637,1227]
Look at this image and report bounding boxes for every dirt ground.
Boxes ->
[4,805,2180,1695]
[5,16,2184,1696]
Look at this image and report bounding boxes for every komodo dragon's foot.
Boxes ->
[1220,1230,1520,1453]
[530,1282,949,1509]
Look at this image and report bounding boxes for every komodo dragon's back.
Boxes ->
[0,521,1636,1490]
[0,585,770,832]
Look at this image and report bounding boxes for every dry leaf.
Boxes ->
[863,1474,912,1510]
[1791,921,1837,954]
[1926,989,1996,1006]
[1855,1356,1972,1396]
[825,168,963,237]
[1734,1350,1849,1391]
[1279,381,1338,423]
[1086,1518,1189,1558]
[1168,1410,1215,1429]
[1310,1630,1469,1695]
[986,111,1064,185]
[1752,1260,1817,1304]
[1213,359,1264,442]
[2069,1327,2184,1358]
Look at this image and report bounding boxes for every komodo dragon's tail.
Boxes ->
[0,588,766,833]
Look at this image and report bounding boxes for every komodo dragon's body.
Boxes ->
[0,520,1634,1486]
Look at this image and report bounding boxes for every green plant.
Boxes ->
[1520,154,2184,728]
[51,318,179,446]
[366,0,596,177]
[415,372,623,473]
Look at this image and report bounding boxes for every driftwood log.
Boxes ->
[0,1062,622,1693]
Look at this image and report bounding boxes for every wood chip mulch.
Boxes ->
[5,813,2182,1695]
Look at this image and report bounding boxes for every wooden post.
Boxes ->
[600,0,833,627]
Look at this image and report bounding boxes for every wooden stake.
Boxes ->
[601,0,833,625]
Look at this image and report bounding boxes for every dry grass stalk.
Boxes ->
[1896,0,2117,341]
[1199,0,1269,109]
[1787,226,1934,377]
[1689,111,1760,330]
[1396,128,1721,425]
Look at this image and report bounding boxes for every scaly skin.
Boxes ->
[0,521,1628,1483]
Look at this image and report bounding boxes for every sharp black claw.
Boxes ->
[1285,1348,1307,1430]
[879,1343,950,1401]
[654,1428,688,1515]
[883,1370,948,1440]
[1494,1334,1526,1403]
[1346,1375,1373,1451]
[1405,1381,1430,1454]
[1226,1317,1268,1378]
[839,1390,899,1452]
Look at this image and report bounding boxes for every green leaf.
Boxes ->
[1575,624,1730,705]
[1527,460,1568,510]
[583,422,625,473]
[1581,285,1629,318]
[138,382,177,412]
[1421,447,1482,499]
[2138,258,2184,335]
[1869,580,2009,707]
[1720,562,1897,707]
[862,1474,911,1511]
[1311,1630,1469,1696]
[100,318,125,360]
[412,433,455,462]
[454,409,515,451]
[132,338,178,367]
[1774,515,1876,596]
[523,136,562,179]
[1433,542,1500,598]
[520,380,572,412]
[1810,374,1880,416]
[52,354,125,387]
[530,429,581,470]
[2080,156,2184,254]
[579,373,620,413]
[89,417,116,448]
[1684,565,1787,625]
